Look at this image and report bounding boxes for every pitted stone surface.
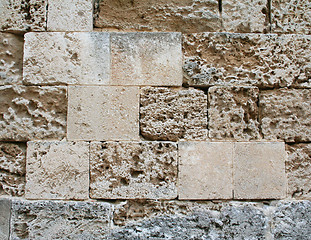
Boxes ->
[183,33,311,88]
[10,199,112,239]
[0,199,11,240]
[0,86,67,141]
[260,89,311,142]
[23,32,110,85]
[0,33,23,85]
[25,141,89,200]
[140,87,207,141]
[90,141,178,199]
[0,143,25,197]
[208,86,260,141]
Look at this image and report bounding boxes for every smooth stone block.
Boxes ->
[0,199,11,240]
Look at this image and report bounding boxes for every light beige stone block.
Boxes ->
[178,142,233,200]
[233,142,286,199]
[25,141,89,200]
[67,86,139,141]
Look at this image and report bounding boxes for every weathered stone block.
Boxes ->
[260,89,311,142]
[0,143,25,197]
[25,141,89,200]
[208,86,260,141]
[23,32,110,85]
[111,32,182,86]
[0,199,10,240]
[90,141,178,199]
[178,142,233,200]
[0,86,67,141]
[47,0,93,31]
[140,87,207,141]
[0,33,23,85]
[67,86,139,141]
[233,142,287,199]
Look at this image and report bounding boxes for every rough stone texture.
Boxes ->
[10,199,112,239]
[67,86,139,141]
[0,33,23,85]
[0,0,46,32]
[47,0,93,31]
[23,32,110,85]
[0,86,67,141]
[208,86,260,141]
[0,198,11,240]
[111,32,182,86]
[178,142,233,200]
[25,141,89,200]
[233,142,287,199]
[90,141,178,199]
[260,89,311,142]
[183,33,311,88]
[140,87,207,141]
[0,143,25,197]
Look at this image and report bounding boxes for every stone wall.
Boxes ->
[0,0,311,239]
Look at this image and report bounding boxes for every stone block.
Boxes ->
[0,143,25,197]
[0,33,23,85]
[90,141,178,199]
[0,86,67,141]
[25,141,89,200]
[111,32,182,86]
[233,142,286,199]
[0,199,11,240]
[140,87,207,141]
[260,89,311,142]
[23,32,110,85]
[178,142,233,200]
[67,86,139,141]
[208,86,260,141]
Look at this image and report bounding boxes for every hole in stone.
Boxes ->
[120,178,129,185]
[131,170,144,178]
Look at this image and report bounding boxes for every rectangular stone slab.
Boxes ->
[0,199,11,240]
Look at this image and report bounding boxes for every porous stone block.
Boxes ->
[208,86,260,141]
[0,0,46,32]
[111,32,182,86]
[0,86,67,141]
[233,142,287,199]
[90,141,178,199]
[23,32,110,85]
[47,0,93,31]
[67,86,139,141]
[178,142,233,200]
[140,87,207,141]
[25,141,89,200]
[10,199,112,239]
[183,33,311,88]
[0,33,23,85]
[260,89,311,142]
[0,199,11,240]
[0,143,25,197]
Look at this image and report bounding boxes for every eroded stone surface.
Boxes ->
[140,87,207,141]
[0,198,11,240]
[25,141,89,200]
[208,86,260,141]
[260,89,311,142]
[0,86,67,141]
[90,141,178,199]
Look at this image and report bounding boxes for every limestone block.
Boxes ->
[0,86,67,141]
[233,142,287,199]
[10,199,112,239]
[67,86,139,141]
[260,89,311,142]
[0,0,46,32]
[47,0,93,31]
[0,143,25,197]
[0,199,10,240]
[0,33,23,85]
[140,87,207,141]
[90,141,178,199]
[183,33,311,88]
[23,32,110,85]
[25,141,89,200]
[111,32,182,86]
[178,142,233,200]
[208,86,260,141]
